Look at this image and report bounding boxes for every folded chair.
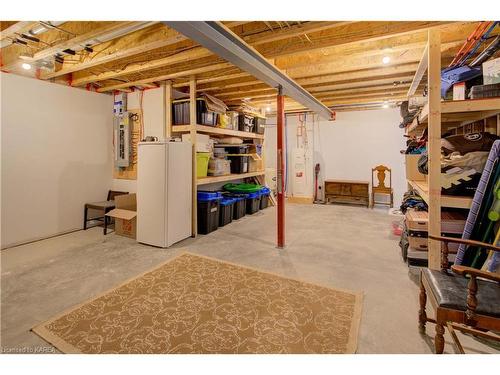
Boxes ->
[419,235,500,354]
[83,190,128,235]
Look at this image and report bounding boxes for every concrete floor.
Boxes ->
[1,203,497,354]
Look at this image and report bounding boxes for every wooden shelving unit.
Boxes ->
[197,171,265,186]
[407,98,500,134]
[172,124,264,140]
[407,180,472,209]
[165,78,266,236]
[405,30,500,269]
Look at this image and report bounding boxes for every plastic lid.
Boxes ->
[246,192,260,199]
[197,191,222,201]
[260,187,271,195]
[220,198,235,206]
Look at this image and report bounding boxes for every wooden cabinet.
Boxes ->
[324,180,370,208]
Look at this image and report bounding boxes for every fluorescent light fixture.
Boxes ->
[21,63,32,70]
[382,56,391,64]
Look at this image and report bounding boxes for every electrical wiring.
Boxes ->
[139,90,145,140]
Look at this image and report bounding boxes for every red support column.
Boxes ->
[277,87,285,248]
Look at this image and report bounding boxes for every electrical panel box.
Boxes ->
[113,93,128,116]
[114,113,132,168]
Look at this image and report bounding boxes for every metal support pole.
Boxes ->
[277,86,285,249]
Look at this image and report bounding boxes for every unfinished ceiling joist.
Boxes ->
[97,62,232,92]
[164,21,334,119]
[27,21,156,62]
[407,43,429,97]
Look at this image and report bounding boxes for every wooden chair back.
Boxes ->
[372,165,392,191]
[107,190,129,201]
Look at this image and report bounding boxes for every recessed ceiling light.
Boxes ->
[382,101,389,109]
[382,56,391,64]
[266,106,271,112]
[21,63,32,70]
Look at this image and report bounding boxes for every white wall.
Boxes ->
[1,73,113,248]
[265,108,407,207]
[111,88,165,193]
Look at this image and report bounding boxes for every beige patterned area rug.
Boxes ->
[32,253,363,354]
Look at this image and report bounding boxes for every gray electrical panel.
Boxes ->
[114,113,132,168]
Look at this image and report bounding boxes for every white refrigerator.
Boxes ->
[137,141,192,247]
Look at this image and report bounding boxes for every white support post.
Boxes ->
[165,80,172,139]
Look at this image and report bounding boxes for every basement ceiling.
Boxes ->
[1,20,492,112]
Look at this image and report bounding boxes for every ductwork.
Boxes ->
[29,21,66,36]
[0,21,66,49]
[54,21,156,56]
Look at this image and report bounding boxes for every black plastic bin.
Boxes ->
[228,155,249,174]
[254,116,266,134]
[245,192,261,215]
[173,99,218,126]
[238,113,254,132]
[225,193,246,220]
[197,191,222,234]
[259,187,271,209]
[219,198,234,227]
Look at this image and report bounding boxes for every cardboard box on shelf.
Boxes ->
[483,57,500,85]
[182,133,212,153]
[106,193,137,239]
[452,82,466,100]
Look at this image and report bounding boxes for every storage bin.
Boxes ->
[172,98,218,126]
[224,144,250,154]
[408,236,459,253]
[245,192,261,215]
[223,193,247,220]
[405,209,467,234]
[259,187,271,209]
[219,198,234,227]
[208,157,231,176]
[226,111,239,130]
[228,155,249,174]
[196,152,211,178]
[470,83,500,99]
[238,113,254,132]
[197,191,222,235]
[254,116,266,134]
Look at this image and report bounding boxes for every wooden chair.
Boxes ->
[419,235,500,354]
[371,165,393,208]
[83,190,128,235]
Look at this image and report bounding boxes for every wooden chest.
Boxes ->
[324,180,369,207]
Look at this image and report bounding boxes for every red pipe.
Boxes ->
[277,88,285,249]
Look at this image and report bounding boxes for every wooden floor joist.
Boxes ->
[3,20,485,113]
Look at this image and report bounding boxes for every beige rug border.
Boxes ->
[32,251,363,354]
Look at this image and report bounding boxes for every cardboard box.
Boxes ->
[452,82,465,100]
[405,154,426,181]
[106,193,137,239]
[483,57,500,85]
[182,133,212,153]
